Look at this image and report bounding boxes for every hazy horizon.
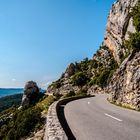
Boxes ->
[0,0,115,89]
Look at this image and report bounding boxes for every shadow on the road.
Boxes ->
[57,95,95,140]
[58,104,76,140]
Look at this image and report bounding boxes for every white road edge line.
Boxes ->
[104,113,123,122]
[88,102,90,105]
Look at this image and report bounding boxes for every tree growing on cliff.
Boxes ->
[124,1,140,50]
[72,72,88,87]
[125,32,140,49]
[131,0,140,32]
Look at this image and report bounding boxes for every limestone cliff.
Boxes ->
[108,50,140,109]
[104,0,138,64]
[106,0,140,109]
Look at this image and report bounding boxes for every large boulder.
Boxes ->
[21,81,40,107]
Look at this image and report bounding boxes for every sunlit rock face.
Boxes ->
[105,0,140,109]
[21,81,39,107]
[104,0,138,64]
[108,51,140,109]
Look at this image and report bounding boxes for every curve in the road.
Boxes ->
[64,94,140,140]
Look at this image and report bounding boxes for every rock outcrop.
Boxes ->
[105,0,140,109]
[108,50,140,109]
[104,0,138,64]
[64,63,76,78]
[21,81,40,107]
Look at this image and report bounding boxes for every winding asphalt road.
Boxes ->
[64,94,140,140]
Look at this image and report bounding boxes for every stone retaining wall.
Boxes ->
[44,101,68,140]
[44,96,92,140]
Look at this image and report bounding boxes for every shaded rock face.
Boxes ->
[64,63,76,78]
[108,50,140,109]
[21,81,39,107]
[104,0,138,64]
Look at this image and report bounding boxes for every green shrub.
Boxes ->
[64,91,76,98]
[125,32,140,50]
[0,107,42,140]
[52,80,62,89]
[107,69,115,84]
[96,69,111,88]
[76,89,87,97]
[88,57,118,88]
[88,77,98,87]
[0,107,17,118]
[109,58,118,70]
[91,60,98,69]
[6,128,16,140]
[53,93,62,100]
[72,72,88,86]
[131,0,140,32]
[36,95,55,110]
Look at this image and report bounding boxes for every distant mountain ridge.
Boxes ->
[0,88,23,98]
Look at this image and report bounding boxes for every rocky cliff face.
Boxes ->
[108,50,140,109]
[104,0,138,64]
[47,0,140,109]
[106,0,140,109]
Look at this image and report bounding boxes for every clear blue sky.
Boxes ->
[0,0,115,88]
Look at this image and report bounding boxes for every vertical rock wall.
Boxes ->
[104,0,138,64]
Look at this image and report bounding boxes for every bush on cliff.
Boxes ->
[125,32,140,50]
[63,91,76,98]
[124,0,140,50]
[0,106,42,140]
[88,56,118,88]
[52,79,62,89]
[131,0,140,32]
[72,72,89,86]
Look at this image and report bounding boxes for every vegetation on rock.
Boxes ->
[108,0,140,110]
[125,32,140,50]
[51,79,62,89]
[72,72,89,87]
[0,81,57,140]
[0,94,57,140]
[124,0,140,52]
[131,0,140,32]
[48,45,118,97]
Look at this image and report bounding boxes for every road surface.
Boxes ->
[64,94,140,140]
